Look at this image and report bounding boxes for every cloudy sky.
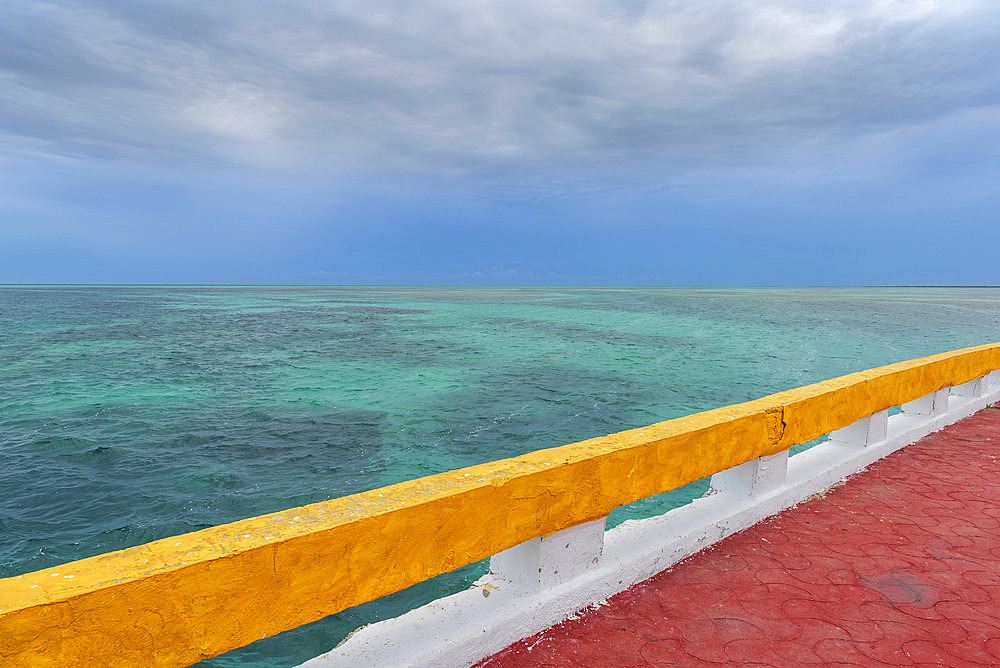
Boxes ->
[2,0,998,285]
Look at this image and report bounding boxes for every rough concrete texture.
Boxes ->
[480,405,1000,667]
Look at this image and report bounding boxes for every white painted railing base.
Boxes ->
[301,380,1000,668]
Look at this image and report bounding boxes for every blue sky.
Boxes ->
[2,0,999,285]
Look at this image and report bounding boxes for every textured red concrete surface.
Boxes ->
[479,406,1000,666]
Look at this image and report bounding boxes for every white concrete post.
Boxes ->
[829,409,889,447]
[952,375,990,398]
[709,450,789,497]
[489,517,607,591]
[901,388,949,417]
[310,371,1000,668]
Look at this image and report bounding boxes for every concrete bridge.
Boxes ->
[479,403,1000,666]
[3,343,1000,666]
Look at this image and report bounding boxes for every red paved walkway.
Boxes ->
[480,405,1000,667]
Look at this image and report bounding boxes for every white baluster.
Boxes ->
[709,450,789,497]
[829,409,888,447]
[901,388,949,417]
[489,517,607,591]
[952,375,989,398]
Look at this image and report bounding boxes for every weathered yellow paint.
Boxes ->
[2,343,1000,667]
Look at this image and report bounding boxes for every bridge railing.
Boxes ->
[3,343,1000,667]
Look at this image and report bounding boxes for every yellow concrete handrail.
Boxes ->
[3,343,1000,667]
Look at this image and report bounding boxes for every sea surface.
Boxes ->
[3,286,1000,665]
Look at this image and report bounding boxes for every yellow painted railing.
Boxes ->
[3,343,1000,667]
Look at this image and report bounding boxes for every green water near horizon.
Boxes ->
[3,285,1000,665]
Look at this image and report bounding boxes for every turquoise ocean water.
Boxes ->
[3,286,1000,665]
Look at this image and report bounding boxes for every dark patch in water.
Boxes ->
[322,299,391,305]
[485,317,692,349]
[421,362,677,468]
[335,305,430,315]
[0,407,388,580]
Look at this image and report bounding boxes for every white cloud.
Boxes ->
[1,0,997,176]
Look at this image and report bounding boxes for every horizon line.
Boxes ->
[3,283,1000,289]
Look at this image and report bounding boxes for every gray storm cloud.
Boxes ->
[1,0,998,173]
